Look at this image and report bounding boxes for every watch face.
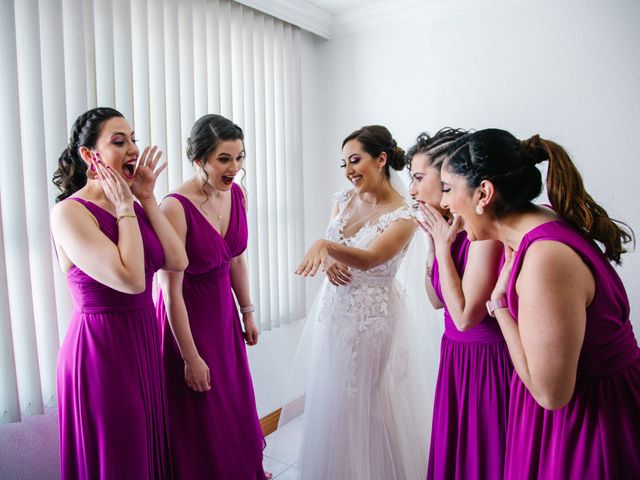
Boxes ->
[486,300,495,317]
[486,297,507,317]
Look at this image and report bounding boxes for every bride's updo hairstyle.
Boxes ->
[445,128,634,264]
[342,125,405,179]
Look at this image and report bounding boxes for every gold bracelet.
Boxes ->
[116,214,137,223]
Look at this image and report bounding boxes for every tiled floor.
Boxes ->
[264,416,303,479]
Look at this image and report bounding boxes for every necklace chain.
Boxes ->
[193,177,224,220]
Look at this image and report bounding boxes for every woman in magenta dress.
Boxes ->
[440,128,640,479]
[407,128,513,479]
[52,107,188,479]
[156,114,267,479]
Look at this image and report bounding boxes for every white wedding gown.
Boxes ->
[276,188,440,480]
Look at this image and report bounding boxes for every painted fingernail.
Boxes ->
[90,163,96,171]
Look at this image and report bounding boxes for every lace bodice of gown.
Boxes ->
[319,189,414,400]
[325,189,413,286]
[278,188,430,480]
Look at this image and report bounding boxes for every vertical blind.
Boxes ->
[0,0,305,424]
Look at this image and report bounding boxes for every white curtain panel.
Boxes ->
[0,0,305,424]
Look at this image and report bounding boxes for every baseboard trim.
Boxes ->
[260,395,306,437]
[260,408,282,437]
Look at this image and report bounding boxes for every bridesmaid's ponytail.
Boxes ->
[53,143,87,203]
[446,129,635,264]
[526,135,634,265]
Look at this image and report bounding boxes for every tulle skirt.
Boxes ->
[275,276,439,480]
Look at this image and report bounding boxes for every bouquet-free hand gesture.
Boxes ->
[243,315,260,346]
[415,202,464,254]
[131,145,168,201]
[295,240,329,277]
[491,244,515,301]
[93,154,135,212]
[184,355,211,392]
[326,261,352,286]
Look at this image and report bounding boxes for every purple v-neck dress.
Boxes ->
[504,220,640,479]
[156,184,266,480]
[57,198,172,479]
[427,231,513,480]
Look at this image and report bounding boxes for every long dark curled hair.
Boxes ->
[446,128,635,264]
[342,125,405,178]
[405,127,469,171]
[52,107,124,202]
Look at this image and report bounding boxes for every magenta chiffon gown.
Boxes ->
[504,220,640,479]
[156,184,266,480]
[427,231,514,480]
[57,199,172,479]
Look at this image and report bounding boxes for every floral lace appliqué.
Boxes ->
[322,189,414,398]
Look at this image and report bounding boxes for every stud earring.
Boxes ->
[475,204,484,215]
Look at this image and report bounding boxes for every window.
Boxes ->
[0,0,304,423]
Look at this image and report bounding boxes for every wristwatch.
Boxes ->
[486,296,508,317]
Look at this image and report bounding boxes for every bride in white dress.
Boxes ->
[277,126,439,480]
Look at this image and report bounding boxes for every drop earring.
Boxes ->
[475,204,484,215]
[87,156,97,179]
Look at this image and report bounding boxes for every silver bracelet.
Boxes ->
[240,304,255,314]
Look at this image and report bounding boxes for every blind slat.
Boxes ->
[0,0,44,418]
[164,0,183,189]
[0,0,304,422]
[16,0,61,408]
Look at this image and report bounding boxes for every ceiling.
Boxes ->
[234,0,520,39]
[304,0,393,15]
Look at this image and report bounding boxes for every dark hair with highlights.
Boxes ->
[342,125,404,178]
[446,128,634,264]
[52,107,124,202]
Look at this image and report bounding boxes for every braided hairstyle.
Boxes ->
[342,125,405,178]
[405,127,469,171]
[52,107,124,202]
[446,128,634,264]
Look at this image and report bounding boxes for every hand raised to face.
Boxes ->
[130,145,168,201]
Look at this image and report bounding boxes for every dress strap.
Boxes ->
[377,205,413,231]
[66,197,119,227]
[163,192,196,221]
[231,183,246,210]
[333,189,353,216]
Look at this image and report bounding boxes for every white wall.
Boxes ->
[299,0,640,336]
